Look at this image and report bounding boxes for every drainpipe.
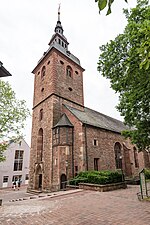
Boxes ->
[72,128,75,177]
[84,124,88,171]
[51,129,54,187]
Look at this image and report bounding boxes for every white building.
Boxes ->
[0,139,30,188]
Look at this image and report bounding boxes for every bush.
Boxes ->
[87,174,109,185]
[69,177,88,186]
[69,170,122,186]
[145,169,150,180]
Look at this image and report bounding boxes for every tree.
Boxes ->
[0,80,30,161]
[97,0,150,151]
[95,0,128,15]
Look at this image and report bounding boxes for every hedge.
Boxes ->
[145,169,150,180]
[69,170,123,186]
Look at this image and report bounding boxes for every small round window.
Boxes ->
[68,87,73,91]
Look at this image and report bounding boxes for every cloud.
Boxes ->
[0,0,137,145]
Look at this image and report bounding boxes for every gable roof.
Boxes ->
[0,61,12,77]
[64,105,128,133]
[53,113,74,128]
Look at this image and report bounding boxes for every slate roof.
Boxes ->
[53,113,73,128]
[64,105,128,133]
[0,61,12,77]
[38,42,81,66]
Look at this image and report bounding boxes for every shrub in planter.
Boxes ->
[108,171,122,183]
[87,174,109,185]
[69,177,88,186]
[69,170,122,186]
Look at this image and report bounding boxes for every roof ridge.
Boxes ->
[64,104,128,133]
[84,106,124,124]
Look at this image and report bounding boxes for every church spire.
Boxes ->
[58,3,61,22]
[54,3,63,35]
[49,4,70,54]
[48,4,69,49]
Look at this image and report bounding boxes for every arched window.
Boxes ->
[37,128,43,162]
[41,66,46,79]
[133,147,139,168]
[39,109,43,121]
[66,65,72,78]
[114,142,122,169]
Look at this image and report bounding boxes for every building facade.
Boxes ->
[0,139,30,188]
[28,10,150,192]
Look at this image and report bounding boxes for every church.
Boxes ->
[28,9,150,192]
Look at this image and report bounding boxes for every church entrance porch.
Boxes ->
[34,163,43,190]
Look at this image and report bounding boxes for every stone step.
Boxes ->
[27,189,42,195]
[125,177,140,185]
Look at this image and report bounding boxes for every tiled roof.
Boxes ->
[64,105,128,133]
[53,113,74,128]
[38,42,81,66]
[0,61,12,77]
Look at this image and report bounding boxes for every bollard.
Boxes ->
[0,199,2,206]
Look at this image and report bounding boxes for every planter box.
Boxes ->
[66,185,79,190]
[78,182,127,192]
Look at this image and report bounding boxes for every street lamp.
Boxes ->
[119,155,124,182]
[65,160,68,177]
[65,160,68,189]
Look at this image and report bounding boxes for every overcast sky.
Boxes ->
[0,0,137,146]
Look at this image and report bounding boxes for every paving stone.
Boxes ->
[0,185,150,224]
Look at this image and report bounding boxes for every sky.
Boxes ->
[0,0,137,146]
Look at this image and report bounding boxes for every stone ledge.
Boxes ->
[78,182,127,192]
[66,185,79,190]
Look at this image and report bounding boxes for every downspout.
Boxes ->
[72,127,75,177]
[84,124,88,171]
[51,128,54,188]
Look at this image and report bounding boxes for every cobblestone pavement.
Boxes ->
[0,185,150,225]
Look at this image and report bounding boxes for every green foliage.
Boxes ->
[69,170,122,186]
[69,177,88,186]
[0,80,30,161]
[97,0,150,151]
[95,0,128,15]
[144,169,150,179]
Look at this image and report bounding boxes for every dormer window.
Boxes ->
[66,66,72,78]
[41,66,46,79]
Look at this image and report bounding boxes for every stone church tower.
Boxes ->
[28,8,150,192]
[28,9,85,192]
